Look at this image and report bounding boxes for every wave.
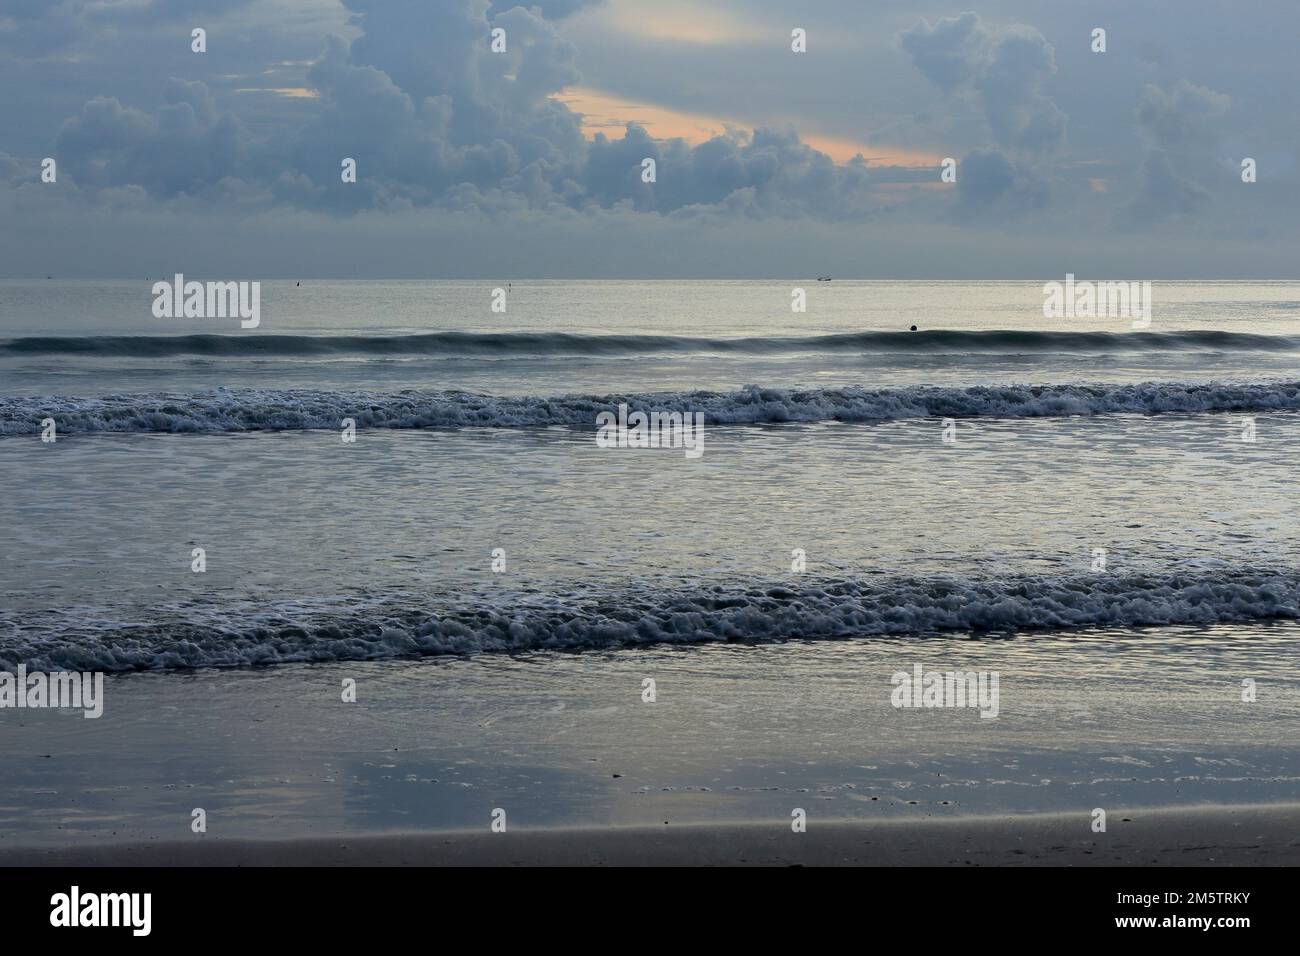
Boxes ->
[4,569,1297,672]
[3,328,1298,358]
[4,381,1300,435]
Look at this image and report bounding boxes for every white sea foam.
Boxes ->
[2,570,1295,672]
[4,381,1300,435]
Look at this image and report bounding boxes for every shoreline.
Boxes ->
[5,804,1298,867]
[3,634,1299,847]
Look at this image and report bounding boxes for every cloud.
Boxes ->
[7,0,1289,273]
[976,27,1066,155]
[1127,80,1230,221]
[899,12,1066,155]
[53,78,242,198]
[581,124,876,218]
[899,13,1066,219]
[5,0,1294,278]
[171,0,880,218]
[280,0,590,213]
[0,0,88,56]
[1137,81,1231,151]
[0,2,1059,227]
[897,11,985,91]
[486,0,604,19]
[954,148,1048,218]
[0,0,259,56]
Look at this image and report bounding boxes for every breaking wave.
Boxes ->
[3,569,1297,672]
[4,380,1300,435]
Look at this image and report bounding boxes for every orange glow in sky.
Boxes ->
[553,86,942,169]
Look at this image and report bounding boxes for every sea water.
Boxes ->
[1,279,1298,838]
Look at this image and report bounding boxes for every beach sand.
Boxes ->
[4,804,1297,866]
[3,636,1300,858]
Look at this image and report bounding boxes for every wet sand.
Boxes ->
[4,803,1298,866]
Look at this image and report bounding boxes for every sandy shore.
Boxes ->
[4,804,1297,866]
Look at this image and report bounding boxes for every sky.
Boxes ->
[0,0,1296,278]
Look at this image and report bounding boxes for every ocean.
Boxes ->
[2,279,1299,840]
